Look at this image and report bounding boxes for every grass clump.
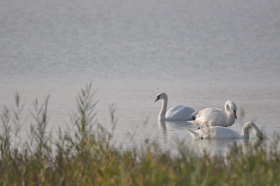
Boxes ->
[0,84,279,185]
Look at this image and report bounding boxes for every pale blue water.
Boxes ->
[1,0,280,154]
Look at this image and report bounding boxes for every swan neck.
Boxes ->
[242,123,261,139]
[225,103,235,126]
[159,97,168,120]
[225,103,230,114]
[242,125,250,139]
[225,113,235,126]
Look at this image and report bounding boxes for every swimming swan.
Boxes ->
[154,92,197,121]
[193,100,237,128]
[186,122,263,139]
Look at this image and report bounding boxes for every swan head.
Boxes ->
[154,92,167,102]
[256,131,263,139]
[244,122,263,139]
[225,100,237,118]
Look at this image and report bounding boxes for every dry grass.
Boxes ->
[0,84,279,185]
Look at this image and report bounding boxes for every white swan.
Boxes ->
[186,122,263,139]
[154,92,197,121]
[192,100,237,128]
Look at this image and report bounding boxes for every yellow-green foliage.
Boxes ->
[0,85,279,185]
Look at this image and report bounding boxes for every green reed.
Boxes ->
[0,84,279,185]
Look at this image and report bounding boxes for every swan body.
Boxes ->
[154,92,197,121]
[186,122,263,139]
[193,100,237,128]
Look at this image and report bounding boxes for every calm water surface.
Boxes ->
[1,0,280,154]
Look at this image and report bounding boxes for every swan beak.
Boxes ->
[154,97,160,102]
[233,110,237,119]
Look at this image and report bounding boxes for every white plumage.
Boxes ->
[192,100,237,128]
[186,122,263,139]
[154,92,197,121]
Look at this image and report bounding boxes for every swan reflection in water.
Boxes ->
[187,138,264,157]
[158,120,263,156]
[158,120,193,131]
[158,120,193,150]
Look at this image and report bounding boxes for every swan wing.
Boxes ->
[199,127,242,139]
[195,108,227,126]
[166,105,195,120]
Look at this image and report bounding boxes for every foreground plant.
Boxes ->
[0,84,279,185]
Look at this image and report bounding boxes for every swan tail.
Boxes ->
[185,128,200,139]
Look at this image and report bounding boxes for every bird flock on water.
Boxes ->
[154,92,263,139]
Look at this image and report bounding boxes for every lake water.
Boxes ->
[1,0,280,155]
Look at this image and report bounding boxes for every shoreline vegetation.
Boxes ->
[0,84,279,185]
